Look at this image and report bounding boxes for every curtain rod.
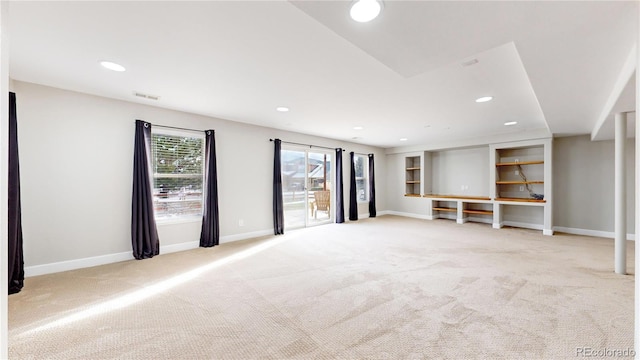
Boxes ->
[270,139,345,151]
[153,123,206,133]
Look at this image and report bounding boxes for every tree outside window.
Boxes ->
[151,131,204,220]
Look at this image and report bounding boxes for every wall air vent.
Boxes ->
[133,91,160,101]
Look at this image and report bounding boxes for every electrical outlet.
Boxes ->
[515,170,519,175]
[519,186,524,191]
[461,185,465,190]
[239,219,244,227]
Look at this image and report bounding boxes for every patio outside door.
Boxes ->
[281,149,333,229]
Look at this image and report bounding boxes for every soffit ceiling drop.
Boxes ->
[7,1,637,148]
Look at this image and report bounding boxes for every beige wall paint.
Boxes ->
[553,135,635,234]
[12,80,634,274]
[431,147,489,197]
[13,80,386,268]
[385,152,428,217]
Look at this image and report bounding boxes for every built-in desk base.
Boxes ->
[423,194,553,235]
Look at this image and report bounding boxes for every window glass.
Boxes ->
[354,154,368,202]
[151,131,204,220]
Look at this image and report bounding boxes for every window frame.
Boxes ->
[150,127,205,224]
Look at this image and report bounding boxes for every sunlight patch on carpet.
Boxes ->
[17,234,294,336]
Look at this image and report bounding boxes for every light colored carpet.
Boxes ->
[8,216,635,359]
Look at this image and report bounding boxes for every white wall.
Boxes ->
[431,147,489,196]
[554,134,635,235]
[13,81,386,271]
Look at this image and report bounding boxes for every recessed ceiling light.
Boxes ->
[475,96,493,103]
[353,126,364,130]
[504,121,518,126]
[350,0,382,22]
[276,107,289,112]
[399,138,408,141]
[99,61,126,72]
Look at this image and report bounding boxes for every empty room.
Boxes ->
[1,1,639,359]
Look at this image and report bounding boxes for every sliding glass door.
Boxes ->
[281,149,332,229]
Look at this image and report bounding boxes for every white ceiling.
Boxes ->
[7,1,638,148]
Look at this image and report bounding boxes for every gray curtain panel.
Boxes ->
[200,130,220,247]
[273,139,284,235]
[349,151,358,221]
[368,153,376,217]
[131,120,160,259]
[8,92,24,294]
[335,148,345,223]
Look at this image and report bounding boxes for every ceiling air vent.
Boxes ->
[133,91,160,101]
[461,59,479,67]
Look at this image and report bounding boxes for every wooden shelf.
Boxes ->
[406,167,421,170]
[463,209,493,215]
[496,160,544,166]
[495,197,546,203]
[433,207,456,212]
[404,194,422,197]
[424,194,491,201]
[496,181,543,185]
[406,180,420,184]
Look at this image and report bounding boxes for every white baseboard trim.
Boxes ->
[358,213,370,220]
[377,210,391,216]
[25,251,134,277]
[553,226,635,241]
[25,229,276,277]
[162,241,199,254]
[220,229,274,244]
[383,211,430,220]
[493,223,503,229]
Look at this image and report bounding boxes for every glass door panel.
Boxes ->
[281,149,307,229]
[281,149,333,228]
[307,151,332,226]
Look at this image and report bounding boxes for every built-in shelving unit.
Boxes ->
[433,206,456,212]
[494,145,544,201]
[463,209,493,215]
[494,197,545,203]
[425,194,493,224]
[490,139,553,235]
[397,138,553,235]
[495,181,544,185]
[495,160,544,166]
[405,156,421,196]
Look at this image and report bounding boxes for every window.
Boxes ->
[151,128,204,221]
[354,154,368,202]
